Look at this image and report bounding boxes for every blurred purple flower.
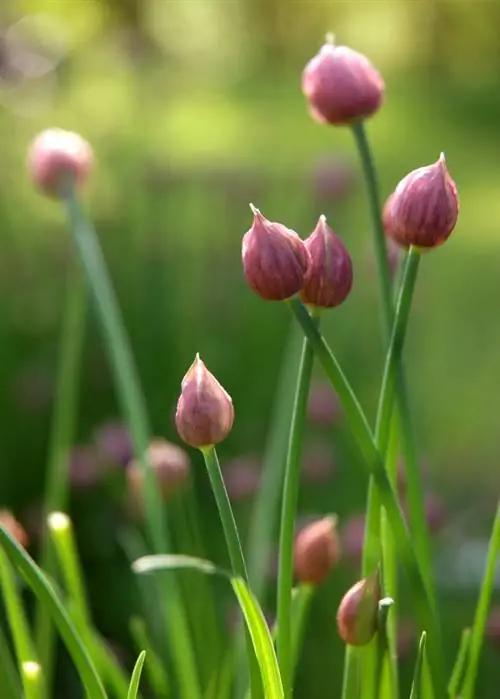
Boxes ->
[222,456,261,501]
[69,445,101,489]
[94,420,133,467]
[396,457,430,495]
[307,381,341,427]
[302,443,335,483]
[365,238,403,282]
[402,492,445,534]
[309,153,356,202]
[340,513,366,562]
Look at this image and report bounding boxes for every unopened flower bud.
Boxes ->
[383,153,459,249]
[27,128,93,197]
[337,570,381,646]
[294,515,340,585]
[0,510,29,548]
[302,37,384,126]
[223,456,261,501]
[127,439,190,510]
[300,216,353,309]
[175,354,234,448]
[242,205,310,301]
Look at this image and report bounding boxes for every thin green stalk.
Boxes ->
[276,329,316,699]
[60,187,200,699]
[21,662,43,699]
[374,598,394,699]
[341,648,360,699]
[448,628,470,699]
[461,502,500,699]
[130,617,170,698]
[287,297,445,696]
[409,633,427,699]
[290,585,314,679]
[35,270,86,694]
[0,626,21,699]
[200,446,262,699]
[0,548,41,699]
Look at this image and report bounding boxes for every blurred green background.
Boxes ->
[1,0,500,697]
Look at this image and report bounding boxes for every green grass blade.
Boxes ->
[130,617,170,699]
[127,651,146,699]
[461,502,500,699]
[0,526,107,699]
[447,628,470,699]
[0,626,22,699]
[290,585,314,678]
[409,632,427,699]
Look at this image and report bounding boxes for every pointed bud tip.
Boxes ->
[325,32,336,46]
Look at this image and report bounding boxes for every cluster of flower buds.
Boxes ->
[337,569,381,646]
[242,207,353,310]
[294,515,340,585]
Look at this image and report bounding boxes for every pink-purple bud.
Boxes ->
[0,509,29,549]
[127,438,190,508]
[242,205,311,301]
[27,128,93,197]
[337,570,381,646]
[294,515,340,585]
[302,37,384,126]
[341,513,366,563]
[300,216,353,309]
[175,354,234,449]
[383,153,459,249]
[307,381,341,426]
[223,456,261,501]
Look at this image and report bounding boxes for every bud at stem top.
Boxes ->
[337,569,381,646]
[175,354,234,449]
[242,205,311,300]
[300,216,353,309]
[27,128,93,198]
[294,515,340,585]
[302,36,384,126]
[383,153,459,249]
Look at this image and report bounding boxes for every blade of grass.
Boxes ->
[0,626,22,699]
[276,326,316,699]
[21,662,43,699]
[290,584,314,678]
[127,651,146,699]
[447,628,470,699]
[60,186,200,699]
[0,526,107,699]
[409,632,427,699]
[130,617,170,699]
[287,297,445,696]
[460,502,500,699]
[35,270,86,694]
[341,647,360,699]
[374,597,395,699]
[200,446,262,699]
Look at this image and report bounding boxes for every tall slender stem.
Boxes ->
[61,187,200,699]
[35,271,86,694]
[276,326,316,699]
[200,446,262,699]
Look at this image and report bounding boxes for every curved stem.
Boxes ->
[276,326,316,699]
[201,446,262,699]
[61,187,200,699]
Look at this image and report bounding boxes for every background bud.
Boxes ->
[27,128,93,197]
[383,153,459,249]
[0,509,29,548]
[242,205,310,300]
[175,354,234,448]
[294,515,340,584]
[302,38,384,126]
[337,570,381,645]
[300,216,353,309]
[127,438,190,510]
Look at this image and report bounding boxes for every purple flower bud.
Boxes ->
[302,37,384,126]
[337,569,381,646]
[27,128,93,197]
[383,153,459,249]
[94,420,132,467]
[294,515,340,585]
[307,381,341,426]
[222,456,261,501]
[340,514,366,562]
[0,509,29,548]
[302,443,335,483]
[69,445,101,489]
[300,216,353,309]
[242,205,311,301]
[175,354,234,449]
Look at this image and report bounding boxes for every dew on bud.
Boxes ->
[300,215,353,309]
[337,569,381,646]
[242,205,311,301]
[383,153,459,249]
[294,515,340,585]
[302,37,384,127]
[175,354,234,449]
[27,128,93,197]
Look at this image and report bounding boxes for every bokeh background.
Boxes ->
[1,0,500,697]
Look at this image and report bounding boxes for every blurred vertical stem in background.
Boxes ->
[351,121,439,693]
[35,270,86,693]
[60,186,201,699]
[0,626,21,699]
[276,316,317,699]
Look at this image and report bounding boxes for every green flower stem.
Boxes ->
[0,626,21,699]
[287,297,445,696]
[461,502,500,699]
[340,648,360,699]
[21,662,43,699]
[448,628,470,698]
[276,323,316,699]
[35,270,86,695]
[0,548,41,699]
[200,446,262,699]
[60,186,200,699]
